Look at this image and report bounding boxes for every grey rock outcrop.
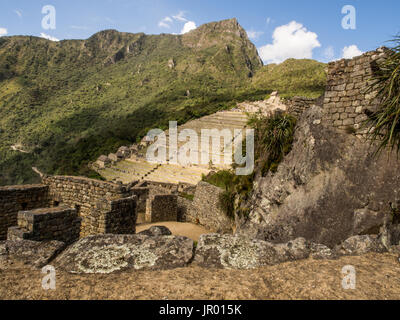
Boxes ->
[273,237,310,261]
[310,243,337,260]
[54,234,194,274]
[194,234,283,269]
[194,233,390,269]
[0,240,65,269]
[239,105,400,247]
[194,234,313,269]
[138,226,172,237]
[334,235,387,256]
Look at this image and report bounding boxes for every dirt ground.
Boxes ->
[1,253,400,300]
[136,222,211,241]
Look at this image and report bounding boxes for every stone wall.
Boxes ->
[42,175,134,237]
[187,181,233,233]
[7,206,81,244]
[286,95,323,117]
[131,187,149,213]
[0,185,49,240]
[145,194,177,223]
[322,48,387,132]
[177,196,192,222]
[97,196,138,234]
[137,180,196,195]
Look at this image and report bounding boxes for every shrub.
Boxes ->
[179,192,194,201]
[249,111,297,176]
[365,37,400,155]
[202,170,253,220]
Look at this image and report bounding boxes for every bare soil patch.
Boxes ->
[1,253,400,300]
[136,222,212,241]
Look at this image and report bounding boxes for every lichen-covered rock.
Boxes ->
[273,237,310,261]
[0,240,65,269]
[54,234,194,274]
[310,243,337,260]
[334,235,387,256]
[138,226,172,237]
[194,234,312,269]
[194,234,281,269]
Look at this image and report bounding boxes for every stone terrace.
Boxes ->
[96,110,251,186]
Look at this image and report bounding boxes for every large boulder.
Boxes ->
[334,235,387,256]
[193,233,390,269]
[310,243,337,260]
[0,240,65,269]
[54,234,194,274]
[239,105,400,247]
[138,226,172,237]
[194,234,310,269]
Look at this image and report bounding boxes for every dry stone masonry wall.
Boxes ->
[322,48,387,132]
[0,185,49,240]
[187,181,234,233]
[42,175,135,237]
[145,194,178,223]
[286,96,323,117]
[8,206,81,244]
[98,196,138,234]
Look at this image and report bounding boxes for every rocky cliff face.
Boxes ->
[239,105,400,248]
[182,18,263,75]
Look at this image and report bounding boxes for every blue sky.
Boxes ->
[1,0,400,63]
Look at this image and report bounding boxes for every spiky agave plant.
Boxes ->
[365,36,400,155]
[249,111,297,175]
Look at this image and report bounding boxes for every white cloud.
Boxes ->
[159,11,197,34]
[14,10,22,18]
[247,30,264,40]
[158,16,173,28]
[173,11,188,22]
[342,45,363,59]
[266,17,272,25]
[40,32,59,42]
[323,46,335,61]
[181,21,196,34]
[258,21,321,64]
[0,28,7,37]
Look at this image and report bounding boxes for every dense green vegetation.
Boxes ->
[249,111,297,176]
[251,58,327,99]
[203,112,297,219]
[0,19,326,186]
[365,36,400,155]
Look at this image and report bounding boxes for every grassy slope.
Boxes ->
[251,58,327,99]
[0,19,327,186]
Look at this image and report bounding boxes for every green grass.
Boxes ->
[179,192,195,201]
[251,58,327,99]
